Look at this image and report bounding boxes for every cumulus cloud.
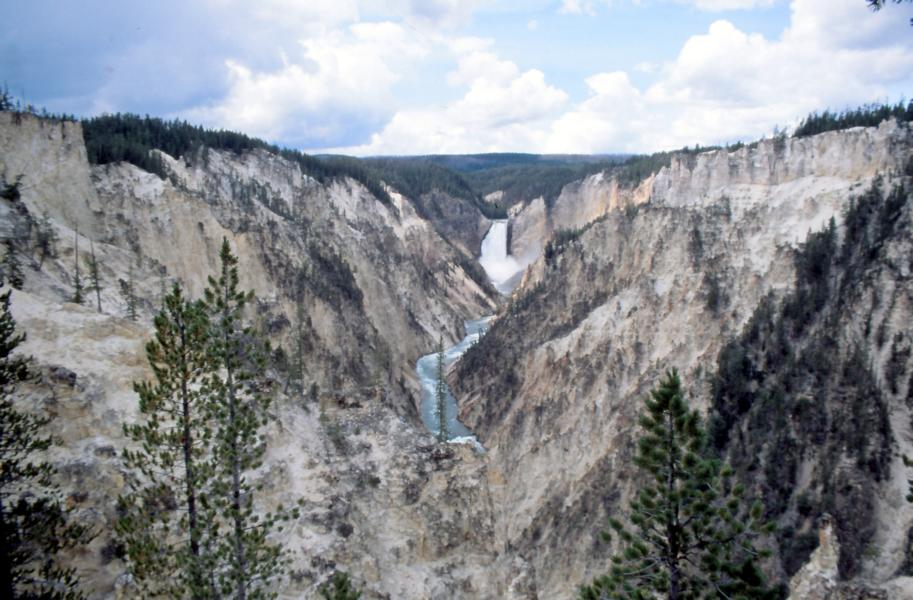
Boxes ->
[184,22,428,147]
[558,0,598,16]
[338,0,913,154]
[678,0,778,10]
[541,0,913,152]
[8,0,912,153]
[336,47,568,154]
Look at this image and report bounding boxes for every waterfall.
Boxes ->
[479,220,523,294]
[412,220,522,447]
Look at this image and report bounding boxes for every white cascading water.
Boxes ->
[415,219,522,446]
[479,220,523,294]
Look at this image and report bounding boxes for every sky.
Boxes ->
[2,0,912,155]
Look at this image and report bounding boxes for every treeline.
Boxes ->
[422,152,626,173]
[611,144,722,187]
[793,100,913,138]
[464,161,621,210]
[82,114,395,205]
[0,88,77,122]
[365,158,506,218]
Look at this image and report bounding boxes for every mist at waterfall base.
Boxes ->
[415,220,525,445]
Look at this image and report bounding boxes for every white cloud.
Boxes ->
[678,0,778,10]
[335,48,568,154]
[527,19,539,31]
[184,22,428,146]
[177,0,913,154]
[334,0,913,155]
[558,0,597,16]
[546,0,913,151]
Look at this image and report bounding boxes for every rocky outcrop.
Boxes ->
[452,120,913,598]
[406,189,492,260]
[789,515,913,599]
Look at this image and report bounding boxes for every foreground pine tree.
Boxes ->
[579,369,775,600]
[117,283,217,597]
[204,238,295,599]
[0,288,91,599]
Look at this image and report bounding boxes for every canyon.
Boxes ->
[2,111,913,598]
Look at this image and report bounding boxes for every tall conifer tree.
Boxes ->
[117,283,217,598]
[204,238,294,599]
[2,241,24,291]
[580,369,774,600]
[118,263,137,321]
[70,230,83,305]
[34,211,57,270]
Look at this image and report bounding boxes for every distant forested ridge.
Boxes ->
[464,161,621,210]
[363,157,506,219]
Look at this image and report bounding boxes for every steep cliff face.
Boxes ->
[406,188,493,260]
[0,112,502,598]
[507,171,653,270]
[710,178,913,585]
[0,112,497,401]
[452,120,913,598]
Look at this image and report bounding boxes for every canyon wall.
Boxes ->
[0,112,502,598]
[453,120,913,598]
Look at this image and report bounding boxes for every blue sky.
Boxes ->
[3,0,912,155]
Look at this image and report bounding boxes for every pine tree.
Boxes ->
[866,0,913,25]
[579,369,775,600]
[70,230,84,305]
[204,238,295,599]
[118,264,137,321]
[1,241,24,290]
[319,571,362,600]
[34,211,58,269]
[117,283,218,598]
[0,288,92,599]
[435,335,448,442]
[289,267,308,397]
[158,267,169,312]
[85,242,102,312]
